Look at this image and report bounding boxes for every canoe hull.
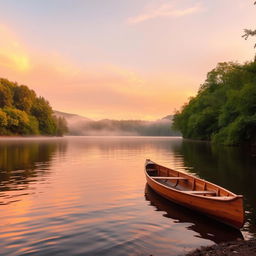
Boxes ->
[145,162,244,229]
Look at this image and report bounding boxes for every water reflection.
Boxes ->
[145,184,243,243]
[172,140,256,237]
[0,136,255,255]
[0,139,67,205]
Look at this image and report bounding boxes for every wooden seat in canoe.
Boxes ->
[185,190,216,195]
[153,177,188,180]
[145,159,245,229]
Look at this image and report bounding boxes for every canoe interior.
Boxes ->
[145,161,236,198]
[145,160,245,229]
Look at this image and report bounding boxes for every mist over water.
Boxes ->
[0,136,255,255]
[72,119,176,136]
[54,111,179,136]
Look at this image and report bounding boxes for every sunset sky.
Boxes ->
[0,0,255,120]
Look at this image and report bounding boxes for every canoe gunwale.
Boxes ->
[145,159,245,229]
[145,160,242,202]
[146,172,242,202]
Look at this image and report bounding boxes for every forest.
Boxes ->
[173,2,256,146]
[0,78,68,136]
[173,61,256,146]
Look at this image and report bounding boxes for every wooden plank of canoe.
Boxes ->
[185,190,216,195]
[145,160,245,228]
[152,177,188,180]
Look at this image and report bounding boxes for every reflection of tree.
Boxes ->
[0,140,67,194]
[145,184,243,244]
[172,140,256,234]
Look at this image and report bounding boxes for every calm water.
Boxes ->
[0,136,255,256]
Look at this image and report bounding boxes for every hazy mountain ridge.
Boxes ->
[161,115,173,121]
[54,110,91,121]
[54,111,180,136]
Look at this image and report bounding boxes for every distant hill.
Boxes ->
[54,110,91,121]
[54,110,91,134]
[161,115,173,121]
[54,111,180,136]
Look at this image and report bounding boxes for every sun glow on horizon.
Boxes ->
[0,0,255,120]
[0,25,31,72]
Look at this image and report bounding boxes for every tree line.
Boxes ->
[173,1,256,146]
[173,61,256,146]
[0,78,68,136]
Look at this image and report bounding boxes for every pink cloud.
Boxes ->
[127,2,204,24]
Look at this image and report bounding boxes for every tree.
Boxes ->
[0,110,7,126]
[3,107,30,134]
[31,97,57,135]
[0,77,67,136]
[13,85,36,112]
[242,2,256,51]
[27,115,40,135]
[173,61,256,146]
[0,83,12,108]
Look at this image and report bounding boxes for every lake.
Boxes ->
[0,136,255,256]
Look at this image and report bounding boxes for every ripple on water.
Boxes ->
[0,137,254,255]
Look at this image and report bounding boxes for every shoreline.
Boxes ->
[185,239,256,256]
[0,135,64,140]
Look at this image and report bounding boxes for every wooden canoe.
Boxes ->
[145,159,245,229]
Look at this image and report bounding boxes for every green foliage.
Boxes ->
[3,107,30,134]
[0,83,13,108]
[31,97,57,135]
[13,85,36,112]
[27,115,40,135]
[0,78,68,136]
[173,61,256,146]
[0,109,7,127]
[0,109,8,135]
